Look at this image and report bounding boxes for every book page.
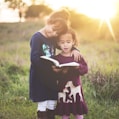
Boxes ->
[40,56,80,68]
[40,56,60,66]
[59,62,79,67]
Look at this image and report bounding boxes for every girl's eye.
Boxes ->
[61,42,64,44]
[67,41,71,43]
[52,27,56,31]
[52,26,58,31]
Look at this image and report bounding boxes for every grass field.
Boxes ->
[0,21,119,119]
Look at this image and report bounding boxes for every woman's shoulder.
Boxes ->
[32,32,43,38]
[31,32,47,42]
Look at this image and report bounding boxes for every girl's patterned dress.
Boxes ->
[53,54,88,116]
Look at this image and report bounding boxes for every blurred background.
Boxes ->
[0,0,119,41]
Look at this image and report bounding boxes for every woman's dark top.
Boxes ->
[29,32,58,102]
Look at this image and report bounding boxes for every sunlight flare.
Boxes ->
[106,19,116,41]
[44,0,117,41]
[0,0,118,40]
[77,0,117,20]
[44,0,117,20]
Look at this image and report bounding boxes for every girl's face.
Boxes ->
[58,33,75,54]
[45,23,62,38]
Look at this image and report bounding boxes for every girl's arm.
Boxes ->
[77,55,88,75]
[30,33,43,68]
[71,48,81,62]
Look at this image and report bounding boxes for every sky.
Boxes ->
[45,0,118,18]
[23,0,118,19]
[0,0,118,22]
[0,0,20,22]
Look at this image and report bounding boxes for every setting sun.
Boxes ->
[44,0,118,20]
[44,0,118,41]
[78,0,117,20]
[23,0,118,20]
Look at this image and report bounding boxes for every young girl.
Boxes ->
[52,29,88,119]
[29,9,81,119]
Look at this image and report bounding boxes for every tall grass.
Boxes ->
[0,22,119,119]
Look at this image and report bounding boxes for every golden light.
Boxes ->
[1,0,118,21]
[44,0,117,21]
[1,0,118,40]
[44,0,118,41]
[21,0,118,41]
[44,0,117,20]
[78,0,117,20]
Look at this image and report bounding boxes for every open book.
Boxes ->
[40,56,80,68]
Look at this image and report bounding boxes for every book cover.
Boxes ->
[40,56,80,68]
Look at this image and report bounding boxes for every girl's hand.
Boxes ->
[73,66,80,69]
[61,67,69,74]
[71,49,81,62]
[52,65,62,72]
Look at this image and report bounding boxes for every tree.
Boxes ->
[5,0,27,22]
[5,0,24,9]
[25,4,52,18]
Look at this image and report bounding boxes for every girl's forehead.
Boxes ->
[60,33,72,38]
[59,34,73,42]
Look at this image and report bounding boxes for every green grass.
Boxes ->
[0,21,119,119]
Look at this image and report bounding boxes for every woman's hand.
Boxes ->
[71,49,81,62]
